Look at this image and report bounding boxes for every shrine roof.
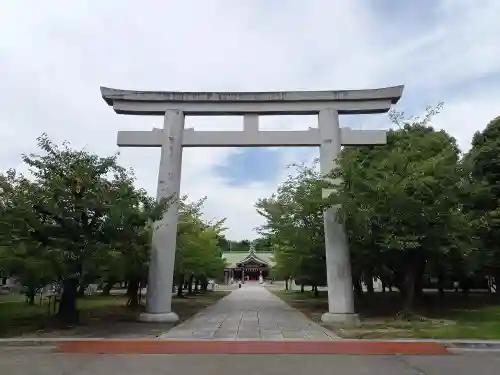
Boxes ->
[222,250,275,269]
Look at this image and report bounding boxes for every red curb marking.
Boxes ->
[56,340,451,355]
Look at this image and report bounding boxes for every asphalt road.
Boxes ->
[1,346,500,375]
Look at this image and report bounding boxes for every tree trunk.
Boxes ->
[461,277,470,298]
[187,275,194,295]
[353,277,363,299]
[196,275,207,292]
[438,285,444,297]
[403,265,417,316]
[437,275,445,298]
[138,281,143,304]
[102,281,114,296]
[300,283,305,293]
[365,276,374,294]
[26,285,36,305]
[76,267,87,297]
[77,283,87,297]
[126,278,140,307]
[285,278,289,291]
[394,269,405,295]
[414,274,424,300]
[312,285,319,298]
[57,277,79,324]
[177,275,184,297]
[194,277,200,293]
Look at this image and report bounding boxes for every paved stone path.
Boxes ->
[160,284,339,340]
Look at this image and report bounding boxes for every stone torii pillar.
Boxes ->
[100,85,404,323]
[318,108,356,324]
[142,110,184,322]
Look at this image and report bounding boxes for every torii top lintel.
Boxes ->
[100,85,404,116]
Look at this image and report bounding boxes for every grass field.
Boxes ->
[0,291,228,338]
[273,289,500,339]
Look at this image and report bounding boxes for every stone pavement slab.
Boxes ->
[160,284,338,340]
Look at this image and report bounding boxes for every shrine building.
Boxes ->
[222,248,275,282]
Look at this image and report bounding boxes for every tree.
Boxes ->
[256,104,476,311]
[331,104,471,312]
[12,134,168,322]
[0,171,58,304]
[100,178,168,306]
[256,161,327,295]
[226,240,251,252]
[216,234,230,252]
[174,197,226,296]
[252,237,273,252]
[466,116,500,293]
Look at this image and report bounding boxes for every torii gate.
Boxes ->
[101,85,404,323]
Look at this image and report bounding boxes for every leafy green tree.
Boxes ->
[101,177,167,306]
[466,116,500,292]
[257,104,476,311]
[174,197,226,295]
[12,135,168,322]
[252,237,273,252]
[0,171,58,304]
[256,162,327,295]
[332,104,471,312]
[216,234,230,252]
[226,240,251,252]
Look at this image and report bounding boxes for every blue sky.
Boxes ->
[211,0,500,187]
[1,0,500,239]
[215,148,283,186]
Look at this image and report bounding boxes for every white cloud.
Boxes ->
[1,0,499,240]
[433,89,500,153]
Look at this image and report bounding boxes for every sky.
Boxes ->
[1,0,500,240]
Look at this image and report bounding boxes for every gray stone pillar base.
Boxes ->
[138,312,179,323]
[321,312,359,325]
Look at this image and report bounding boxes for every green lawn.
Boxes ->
[0,291,228,338]
[273,289,500,340]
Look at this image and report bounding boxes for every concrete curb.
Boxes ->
[375,339,500,349]
[0,337,163,347]
[442,340,500,350]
